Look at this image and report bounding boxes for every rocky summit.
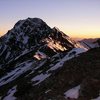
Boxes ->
[0,18,100,100]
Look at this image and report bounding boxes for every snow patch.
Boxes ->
[31,73,50,85]
[45,89,51,94]
[92,95,100,100]
[0,45,7,55]
[14,49,28,60]
[48,48,87,71]
[6,52,10,59]
[0,61,33,87]
[23,36,29,44]
[64,85,80,99]
[3,86,17,100]
[31,47,87,85]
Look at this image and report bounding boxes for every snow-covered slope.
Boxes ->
[0,17,89,100]
[79,38,100,49]
[64,85,80,99]
[0,18,78,68]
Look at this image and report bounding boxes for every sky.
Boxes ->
[0,0,100,39]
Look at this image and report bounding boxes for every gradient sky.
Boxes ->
[0,0,100,39]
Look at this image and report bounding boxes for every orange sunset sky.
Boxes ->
[0,0,100,39]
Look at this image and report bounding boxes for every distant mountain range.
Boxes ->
[0,18,100,100]
[79,38,100,49]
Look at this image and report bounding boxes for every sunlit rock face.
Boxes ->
[0,18,89,100]
[0,17,79,68]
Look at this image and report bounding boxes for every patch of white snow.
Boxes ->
[31,73,50,85]
[91,96,100,100]
[3,86,17,100]
[64,85,80,99]
[48,48,87,71]
[0,61,33,87]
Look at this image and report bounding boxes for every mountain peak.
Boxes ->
[53,27,69,37]
[0,17,86,69]
[14,17,48,31]
[27,17,45,23]
[0,18,94,100]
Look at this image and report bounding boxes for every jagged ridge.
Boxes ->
[0,18,88,100]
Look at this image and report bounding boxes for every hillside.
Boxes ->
[0,18,99,100]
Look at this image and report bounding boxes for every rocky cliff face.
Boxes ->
[0,18,92,100]
[0,18,79,68]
